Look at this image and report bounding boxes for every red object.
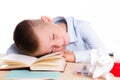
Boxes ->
[110,62,120,77]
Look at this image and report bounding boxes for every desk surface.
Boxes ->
[0,54,120,80]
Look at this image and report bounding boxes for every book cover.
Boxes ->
[5,69,61,80]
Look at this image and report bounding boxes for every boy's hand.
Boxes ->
[62,50,75,62]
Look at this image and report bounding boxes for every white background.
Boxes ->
[0,0,120,54]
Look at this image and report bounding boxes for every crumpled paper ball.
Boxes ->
[89,49,114,79]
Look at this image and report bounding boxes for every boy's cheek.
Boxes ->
[110,62,120,77]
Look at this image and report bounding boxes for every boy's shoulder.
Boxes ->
[6,44,23,55]
[53,16,89,24]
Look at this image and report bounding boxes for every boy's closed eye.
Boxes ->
[52,34,55,40]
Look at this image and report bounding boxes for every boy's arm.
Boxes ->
[63,50,91,63]
[78,21,106,51]
[74,20,106,62]
[73,50,91,62]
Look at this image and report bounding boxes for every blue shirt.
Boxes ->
[53,16,106,62]
[7,16,106,63]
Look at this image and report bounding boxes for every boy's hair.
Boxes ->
[13,20,39,55]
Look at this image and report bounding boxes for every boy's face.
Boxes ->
[33,22,70,56]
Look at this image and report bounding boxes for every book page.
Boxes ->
[33,58,64,66]
[31,52,66,71]
[36,52,62,62]
[1,54,38,66]
[31,57,66,71]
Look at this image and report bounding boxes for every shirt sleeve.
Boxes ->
[74,20,107,62]
[81,21,104,48]
[73,50,91,63]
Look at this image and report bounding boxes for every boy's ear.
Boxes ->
[41,16,52,23]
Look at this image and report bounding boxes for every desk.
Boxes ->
[0,54,120,80]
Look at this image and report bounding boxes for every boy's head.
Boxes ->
[14,20,39,56]
[14,16,70,57]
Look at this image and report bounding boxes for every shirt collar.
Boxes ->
[53,16,77,43]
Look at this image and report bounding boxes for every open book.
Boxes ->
[0,52,66,71]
